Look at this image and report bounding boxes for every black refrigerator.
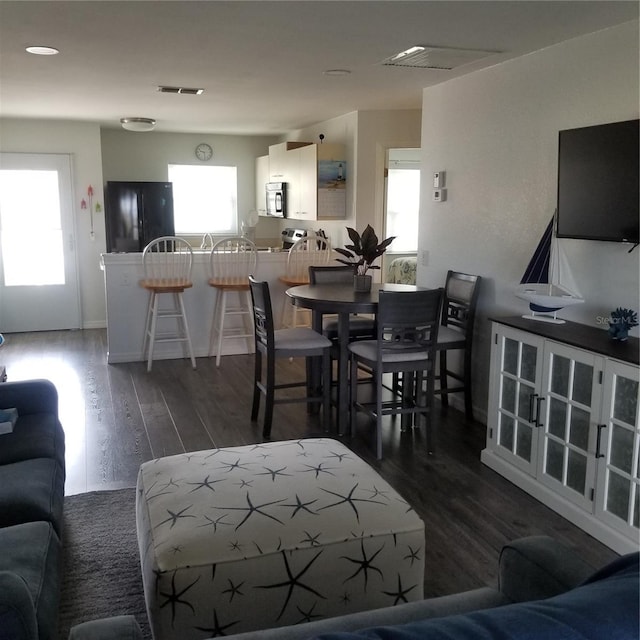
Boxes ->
[105,181,175,252]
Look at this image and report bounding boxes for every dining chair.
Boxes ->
[249,276,332,438]
[308,265,375,340]
[435,270,482,421]
[279,233,332,327]
[348,288,443,459]
[140,236,196,372]
[207,236,258,366]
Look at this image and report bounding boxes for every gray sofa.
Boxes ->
[68,535,639,640]
[0,379,66,640]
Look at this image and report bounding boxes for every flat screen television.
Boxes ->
[556,119,639,244]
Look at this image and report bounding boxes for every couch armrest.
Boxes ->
[0,379,58,416]
[0,571,38,640]
[68,616,143,640]
[499,535,597,602]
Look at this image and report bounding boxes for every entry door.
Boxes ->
[0,153,81,332]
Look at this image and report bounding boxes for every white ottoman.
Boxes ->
[136,438,425,640]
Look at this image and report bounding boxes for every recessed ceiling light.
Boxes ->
[26,46,59,56]
[120,117,156,132]
[323,69,351,76]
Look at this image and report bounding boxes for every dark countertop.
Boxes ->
[491,316,639,366]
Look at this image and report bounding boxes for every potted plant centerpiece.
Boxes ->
[335,225,395,292]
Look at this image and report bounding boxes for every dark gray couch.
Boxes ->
[68,536,638,640]
[0,379,66,640]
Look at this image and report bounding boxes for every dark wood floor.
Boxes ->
[0,329,617,598]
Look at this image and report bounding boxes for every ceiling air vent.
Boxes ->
[381,45,498,70]
[157,86,204,95]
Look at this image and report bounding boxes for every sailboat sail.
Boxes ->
[516,213,584,323]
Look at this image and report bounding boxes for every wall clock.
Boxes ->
[195,143,213,161]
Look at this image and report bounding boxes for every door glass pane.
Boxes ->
[517,383,534,421]
[568,406,590,451]
[567,450,587,494]
[0,170,64,285]
[521,344,537,382]
[549,398,567,439]
[607,472,630,522]
[515,422,532,461]
[504,338,518,375]
[613,376,638,426]
[551,355,570,397]
[385,167,419,252]
[499,415,514,451]
[572,362,593,406]
[546,440,564,482]
[501,377,516,414]
[610,424,634,474]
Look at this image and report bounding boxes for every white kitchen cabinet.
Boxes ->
[267,141,311,182]
[282,142,347,221]
[482,317,639,554]
[255,155,269,216]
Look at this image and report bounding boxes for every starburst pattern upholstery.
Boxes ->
[136,438,425,639]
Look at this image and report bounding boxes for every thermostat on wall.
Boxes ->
[433,189,447,202]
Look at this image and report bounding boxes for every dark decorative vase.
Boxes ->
[353,274,372,293]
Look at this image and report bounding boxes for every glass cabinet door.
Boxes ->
[489,326,543,475]
[595,360,640,540]
[537,342,601,510]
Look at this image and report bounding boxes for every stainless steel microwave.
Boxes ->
[265,182,286,217]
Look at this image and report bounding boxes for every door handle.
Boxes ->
[528,393,537,424]
[534,396,545,428]
[595,424,606,459]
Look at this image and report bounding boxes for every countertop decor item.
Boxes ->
[335,225,395,291]
[608,307,638,341]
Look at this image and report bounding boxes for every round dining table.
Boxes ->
[286,282,423,434]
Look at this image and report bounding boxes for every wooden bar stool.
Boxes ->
[140,236,196,372]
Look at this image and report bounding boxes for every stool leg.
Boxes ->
[177,292,196,369]
[439,351,449,407]
[215,291,227,367]
[142,291,153,361]
[244,290,254,354]
[463,345,473,421]
[251,350,262,422]
[147,292,158,372]
[321,349,331,432]
[263,355,276,439]
[209,287,221,358]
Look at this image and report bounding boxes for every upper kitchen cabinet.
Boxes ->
[287,142,347,221]
[268,141,311,182]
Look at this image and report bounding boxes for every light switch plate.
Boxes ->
[433,189,447,202]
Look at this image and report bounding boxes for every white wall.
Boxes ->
[418,20,640,419]
[0,119,107,328]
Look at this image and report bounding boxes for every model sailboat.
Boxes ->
[515,214,584,324]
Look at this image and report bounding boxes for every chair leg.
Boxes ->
[350,355,358,438]
[251,350,261,422]
[439,351,449,406]
[321,349,331,432]
[463,346,474,422]
[177,292,196,369]
[425,366,436,455]
[375,366,384,460]
[142,291,153,360]
[263,356,276,439]
[146,292,158,372]
[215,291,228,367]
[209,290,221,358]
[244,290,254,354]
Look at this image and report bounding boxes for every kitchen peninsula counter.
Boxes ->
[101,250,292,364]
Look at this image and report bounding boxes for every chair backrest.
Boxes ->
[248,275,275,354]
[376,288,443,359]
[209,236,258,285]
[142,236,193,284]
[441,271,481,335]
[308,264,354,285]
[285,234,332,282]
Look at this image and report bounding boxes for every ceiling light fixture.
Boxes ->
[323,69,351,76]
[391,46,425,61]
[26,46,59,56]
[120,117,157,132]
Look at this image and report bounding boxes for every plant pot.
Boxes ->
[353,274,372,293]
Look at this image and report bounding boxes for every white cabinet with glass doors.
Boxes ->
[482,318,639,554]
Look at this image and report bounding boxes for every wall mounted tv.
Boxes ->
[556,119,639,244]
